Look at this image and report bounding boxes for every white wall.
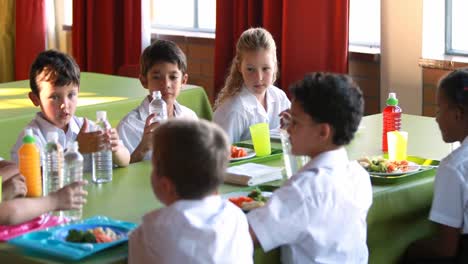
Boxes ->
[381,0,423,115]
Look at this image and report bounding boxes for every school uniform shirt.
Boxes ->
[429,136,468,232]
[213,85,290,144]
[10,112,93,171]
[117,97,198,160]
[247,148,373,264]
[128,195,253,264]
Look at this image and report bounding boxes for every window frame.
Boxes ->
[445,0,468,56]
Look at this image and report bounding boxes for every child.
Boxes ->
[247,73,372,263]
[213,27,290,143]
[405,68,468,262]
[128,119,253,264]
[0,159,87,225]
[10,50,130,168]
[117,40,198,163]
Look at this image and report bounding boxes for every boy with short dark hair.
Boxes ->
[117,40,198,163]
[129,119,253,264]
[10,49,130,168]
[248,72,373,263]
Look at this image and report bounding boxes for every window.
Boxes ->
[349,0,380,48]
[446,0,468,55]
[150,0,216,33]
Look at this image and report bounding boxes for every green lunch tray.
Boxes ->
[369,156,440,185]
[229,143,283,166]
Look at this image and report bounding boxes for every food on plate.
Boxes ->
[231,146,248,158]
[65,227,122,243]
[228,188,269,211]
[358,156,411,173]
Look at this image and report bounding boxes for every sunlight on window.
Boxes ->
[152,0,194,29]
[64,0,72,26]
[349,0,380,47]
[198,0,216,31]
[450,0,468,53]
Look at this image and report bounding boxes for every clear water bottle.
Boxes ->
[280,129,311,179]
[63,141,84,221]
[382,93,402,152]
[92,111,113,183]
[43,132,64,196]
[149,91,168,123]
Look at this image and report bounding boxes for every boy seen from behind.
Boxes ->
[117,40,198,163]
[129,119,253,264]
[248,72,373,263]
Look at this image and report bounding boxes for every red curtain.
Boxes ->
[15,0,46,80]
[214,0,349,95]
[72,0,142,75]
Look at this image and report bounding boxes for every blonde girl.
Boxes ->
[213,27,290,143]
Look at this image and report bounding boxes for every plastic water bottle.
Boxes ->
[149,91,168,123]
[63,141,83,221]
[18,128,42,197]
[280,129,300,179]
[92,111,113,183]
[43,132,64,196]
[382,93,402,152]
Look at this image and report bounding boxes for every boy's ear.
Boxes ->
[319,123,333,142]
[139,74,148,90]
[28,92,41,107]
[182,73,188,85]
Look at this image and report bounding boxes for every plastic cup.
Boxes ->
[249,123,271,156]
[387,131,408,161]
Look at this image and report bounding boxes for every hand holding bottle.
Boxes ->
[2,174,27,201]
[76,118,109,153]
[49,180,88,211]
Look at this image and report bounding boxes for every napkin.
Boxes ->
[225,163,283,186]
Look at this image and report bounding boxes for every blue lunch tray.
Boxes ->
[8,215,137,261]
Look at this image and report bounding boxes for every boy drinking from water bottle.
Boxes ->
[247,72,372,263]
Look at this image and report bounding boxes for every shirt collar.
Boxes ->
[35,112,81,137]
[302,147,349,171]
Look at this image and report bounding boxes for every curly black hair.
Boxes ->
[29,49,80,95]
[290,72,364,146]
[439,68,468,108]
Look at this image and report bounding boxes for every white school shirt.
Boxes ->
[247,148,372,264]
[117,97,198,161]
[10,112,93,171]
[429,136,468,232]
[128,195,253,264]
[213,85,290,144]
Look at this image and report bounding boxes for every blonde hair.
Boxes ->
[214,27,278,110]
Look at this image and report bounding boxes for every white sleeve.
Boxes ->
[128,226,146,264]
[213,108,248,144]
[117,118,143,156]
[429,164,464,228]
[247,183,308,251]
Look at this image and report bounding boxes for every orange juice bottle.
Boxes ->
[18,128,42,197]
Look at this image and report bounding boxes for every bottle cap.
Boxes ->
[22,128,36,144]
[152,91,162,100]
[386,92,398,106]
[96,111,107,120]
[46,131,59,142]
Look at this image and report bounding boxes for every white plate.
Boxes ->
[368,162,421,176]
[230,147,256,162]
[221,191,273,200]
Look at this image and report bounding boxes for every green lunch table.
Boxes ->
[0,73,212,159]
[0,114,453,263]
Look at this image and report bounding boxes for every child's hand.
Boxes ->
[50,180,88,211]
[279,109,291,129]
[109,128,122,152]
[130,114,159,163]
[2,174,27,201]
[76,118,108,153]
[139,113,160,153]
